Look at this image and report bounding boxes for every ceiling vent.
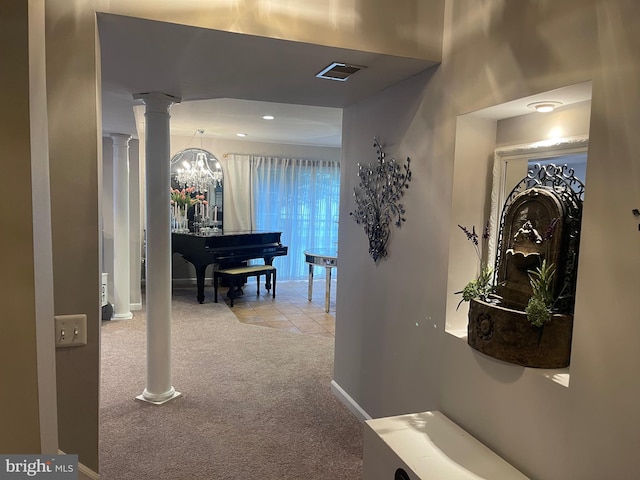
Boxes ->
[316,62,365,82]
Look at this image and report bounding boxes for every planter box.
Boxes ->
[467,298,573,368]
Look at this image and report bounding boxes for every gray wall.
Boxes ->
[334,1,640,479]
[46,0,101,470]
[336,66,445,417]
[16,0,443,473]
[0,0,57,454]
[16,1,640,478]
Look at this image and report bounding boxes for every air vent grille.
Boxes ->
[316,62,365,82]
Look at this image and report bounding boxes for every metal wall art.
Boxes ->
[350,138,412,262]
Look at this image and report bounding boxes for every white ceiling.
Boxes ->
[153,98,344,147]
[99,15,592,147]
[99,13,439,147]
[471,81,593,121]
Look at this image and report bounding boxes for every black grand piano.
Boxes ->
[172,231,288,303]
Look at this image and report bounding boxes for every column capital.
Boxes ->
[133,92,181,113]
[110,133,131,146]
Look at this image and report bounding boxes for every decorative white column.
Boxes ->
[111,133,133,320]
[134,92,181,405]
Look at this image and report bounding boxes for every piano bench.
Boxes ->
[213,265,276,307]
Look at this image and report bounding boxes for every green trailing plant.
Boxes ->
[525,259,556,327]
[455,224,496,309]
[457,264,494,307]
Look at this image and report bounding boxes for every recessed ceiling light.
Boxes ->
[236,133,247,137]
[527,101,563,113]
[262,115,275,120]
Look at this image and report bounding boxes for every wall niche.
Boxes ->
[468,162,585,368]
[445,81,591,382]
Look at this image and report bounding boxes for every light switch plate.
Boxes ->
[54,314,87,348]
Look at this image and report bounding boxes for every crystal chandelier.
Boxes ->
[175,151,215,192]
[171,130,222,193]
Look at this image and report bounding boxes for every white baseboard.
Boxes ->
[330,379,371,423]
[79,462,100,480]
[171,278,197,287]
[58,450,99,479]
[142,278,212,288]
[171,278,212,288]
[130,302,142,311]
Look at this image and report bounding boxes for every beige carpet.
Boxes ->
[99,288,362,479]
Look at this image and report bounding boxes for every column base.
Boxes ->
[112,311,133,320]
[135,387,182,405]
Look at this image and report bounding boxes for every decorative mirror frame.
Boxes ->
[170,147,224,232]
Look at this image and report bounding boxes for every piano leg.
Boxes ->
[195,264,208,304]
[264,257,275,291]
[227,281,244,301]
[226,278,245,307]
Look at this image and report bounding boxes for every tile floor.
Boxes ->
[218,278,337,338]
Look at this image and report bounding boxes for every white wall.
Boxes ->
[100,0,444,61]
[33,1,640,477]
[32,0,442,472]
[334,1,640,479]
[441,99,591,480]
[336,65,447,417]
[497,101,592,147]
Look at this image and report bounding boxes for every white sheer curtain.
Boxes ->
[251,156,340,280]
[221,154,254,232]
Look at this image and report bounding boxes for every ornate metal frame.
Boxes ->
[350,139,412,262]
[493,163,585,313]
[488,135,589,264]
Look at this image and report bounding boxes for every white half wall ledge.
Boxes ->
[445,328,467,339]
[330,380,372,423]
[363,411,530,480]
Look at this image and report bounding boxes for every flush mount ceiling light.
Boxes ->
[261,115,275,120]
[236,133,247,137]
[316,62,366,81]
[527,101,563,113]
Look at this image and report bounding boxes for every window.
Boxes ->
[252,157,340,280]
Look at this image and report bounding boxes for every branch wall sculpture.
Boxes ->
[350,138,412,262]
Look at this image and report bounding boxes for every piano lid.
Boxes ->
[173,230,284,250]
[173,230,282,238]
